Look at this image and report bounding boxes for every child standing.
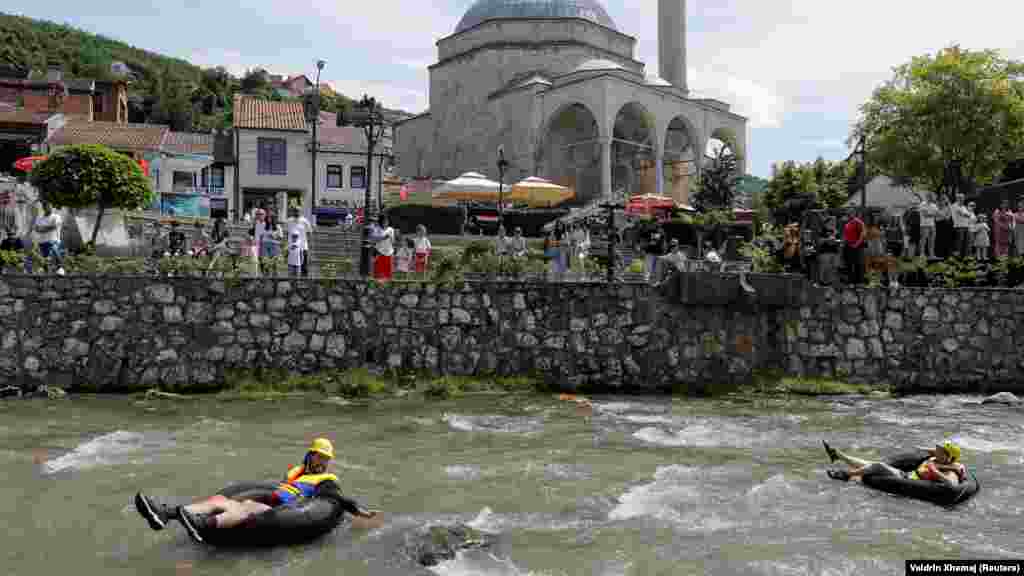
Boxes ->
[974,215,991,261]
[414,224,432,274]
[288,231,304,277]
[396,237,414,274]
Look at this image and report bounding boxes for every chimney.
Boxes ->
[46,61,63,83]
[658,0,688,93]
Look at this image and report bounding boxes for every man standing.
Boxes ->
[917,194,938,259]
[950,194,972,258]
[33,201,64,273]
[843,210,866,285]
[286,207,314,276]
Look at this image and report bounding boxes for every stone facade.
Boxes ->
[1,275,1022,395]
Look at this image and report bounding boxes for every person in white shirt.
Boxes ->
[950,194,972,258]
[414,224,432,274]
[918,194,938,259]
[286,207,314,276]
[33,201,64,273]
[373,215,396,280]
[287,230,303,277]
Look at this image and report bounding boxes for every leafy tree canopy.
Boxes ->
[852,45,1024,199]
[764,157,857,224]
[30,144,155,244]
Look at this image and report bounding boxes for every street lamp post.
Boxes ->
[339,95,388,276]
[496,147,509,229]
[309,59,325,221]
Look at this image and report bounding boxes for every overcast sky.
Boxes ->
[5,0,1024,177]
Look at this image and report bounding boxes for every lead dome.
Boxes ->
[455,0,618,34]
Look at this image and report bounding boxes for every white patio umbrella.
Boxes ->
[432,171,502,202]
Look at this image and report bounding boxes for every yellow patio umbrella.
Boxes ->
[508,176,574,207]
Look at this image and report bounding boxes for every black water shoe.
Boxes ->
[178,508,208,544]
[823,441,839,463]
[827,469,851,481]
[135,493,174,531]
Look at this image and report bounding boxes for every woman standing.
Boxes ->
[993,199,1013,258]
[260,212,283,275]
[1014,200,1024,257]
[414,224,432,274]
[934,196,953,259]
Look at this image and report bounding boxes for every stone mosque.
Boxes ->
[393,0,748,206]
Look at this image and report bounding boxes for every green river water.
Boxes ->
[2,392,1022,575]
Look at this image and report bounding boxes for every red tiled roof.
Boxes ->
[47,119,169,151]
[163,131,213,155]
[233,95,308,131]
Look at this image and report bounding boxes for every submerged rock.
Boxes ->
[33,385,67,399]
[411,523,495,567]
[0,385,22,399]
[980,392,1022,406]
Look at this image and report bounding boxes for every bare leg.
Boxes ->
[211,500,272,529]
[182,494,233,515]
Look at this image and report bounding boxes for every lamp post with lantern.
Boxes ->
[338,95,389,276]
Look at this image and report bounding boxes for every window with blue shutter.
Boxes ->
[257,138,287,175]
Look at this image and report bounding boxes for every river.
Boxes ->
[3,392,1022,575]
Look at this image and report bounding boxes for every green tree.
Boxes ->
[764,160,818,225]
[693,147,740,211]
[30,144,155,246]
[811,157,855,209]
[853,45,1024,199]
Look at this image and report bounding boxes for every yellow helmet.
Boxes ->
[942,441,961,462]
[308,437,335,460]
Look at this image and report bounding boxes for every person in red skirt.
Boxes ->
[373,216,396,280]
[414,224,432,274]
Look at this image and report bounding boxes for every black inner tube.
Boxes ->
[194,481,350,547]
[859,451,980,508]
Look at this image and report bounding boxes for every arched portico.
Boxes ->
[539,102,603,204]
[611,101,658,201]
[661,115,699,205]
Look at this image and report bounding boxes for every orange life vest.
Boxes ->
[272,465,338,504]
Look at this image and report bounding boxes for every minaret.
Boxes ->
[658,0,688,93]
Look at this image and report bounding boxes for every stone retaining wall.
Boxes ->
[1,275,1022,394]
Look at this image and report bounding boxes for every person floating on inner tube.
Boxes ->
[134,437,378,543]
[823,440,966,486]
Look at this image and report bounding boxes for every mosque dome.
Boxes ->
[455,0,618,34]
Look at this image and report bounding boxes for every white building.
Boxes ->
[394,0,747,207]
[232,95,311,221]
[313,111,391,215]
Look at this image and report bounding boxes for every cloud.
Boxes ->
[688,67,785,129]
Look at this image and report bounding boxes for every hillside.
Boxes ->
[0,11,408,132]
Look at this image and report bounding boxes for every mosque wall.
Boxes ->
[2,276,1022,395]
